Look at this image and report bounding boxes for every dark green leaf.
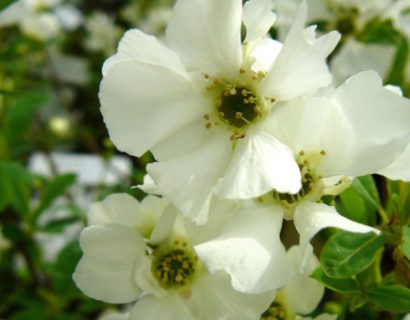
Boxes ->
[0,0,19,10]
[320,231,385,278]
[311,267,360,293]
[368,285,410,313]
[33,173,76,222]
[351,176,381,211]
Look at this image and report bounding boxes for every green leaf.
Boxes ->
[320,231,385,278]
[37,216,79,234]
[351,176,381,211]
[33,173,76,222]
[311,267,360,293]
[2,92,47,149]
[0,0,19,10]
[336,186,376,225]
[0,161,31,215]
[368,285,410,313]
[402,226,410,260]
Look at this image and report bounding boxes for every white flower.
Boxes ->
[84,12,122,56]
[0,0,61,40]
[73,193,290,319]
[260,245,325,320]
[100,0,340,223]
[258,70,410,264]
[378,143,410,181]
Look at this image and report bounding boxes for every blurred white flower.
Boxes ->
[73,193,292,319]
[330,39,396,84]
[0,0,82,39]
[100,0,340,224]
[273,0,392,40]
[84,12,122,56]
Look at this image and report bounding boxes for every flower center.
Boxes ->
[217,85,261,128]
[151,244,198,289]
[260,301,286,320]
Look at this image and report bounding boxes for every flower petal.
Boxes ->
[88,193,142,227]
[294,202,380,268]
[262,2,340,100]
[129,295,196,320]
[151,119,212,161]
[102,29,186,76]
[378,143,410,181]
[73,224,144,303]
[100,60,206,157]
[243,0,276,43]
[147,132,232,225]
[189,273,276,320]
[282,246,324,315]
[332,70,410,176]
[214,131,301,199]
[195,205,290,293]
[165,0,242,77]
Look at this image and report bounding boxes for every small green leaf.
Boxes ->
[368,285,410,313]
[402,226,410,260]
[311,267,360,293]
[351,176,381,211]
[320,231,385,278]
[33,173,76,222]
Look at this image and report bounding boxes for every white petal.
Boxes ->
[165,0,242,77]
[378,143,410,181]
[195,206,290,293]
[294,202,380,268]
[214,131,301,199]
[149,205,177,244]
[332,71,410,176]
[262,3,340,100]
[189,273,276,320]
[147,132,232,225]
[249,38,282,73]
[0,0,27,26]
[88,193,142,227]
[243,0,276,43]
[151,119,212,161]
[102,29,186,76]
[100,60,206,157]
[129,295,196,320]
[282,246,324,315]
[73,224,144,303]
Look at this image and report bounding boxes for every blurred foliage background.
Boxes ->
[0,0,409,319]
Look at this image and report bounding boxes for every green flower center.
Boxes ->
[151,246,197,289]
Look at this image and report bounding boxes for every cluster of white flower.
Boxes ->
[73,0,410,319]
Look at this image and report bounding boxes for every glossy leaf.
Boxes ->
[368,285,410,313]
[320,231,385,278]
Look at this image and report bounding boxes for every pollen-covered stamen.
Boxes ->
[218,84,260,128]
[260,301,286,320]
[273,150,326,208]
[151,246,197,289]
